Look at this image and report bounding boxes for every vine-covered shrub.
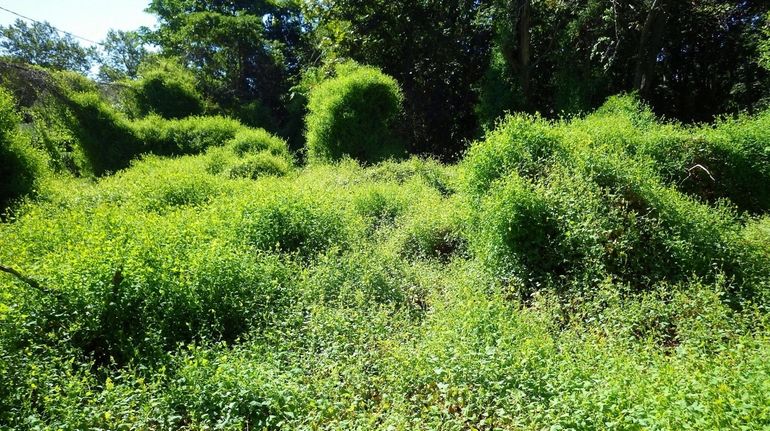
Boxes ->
[228,152,291,179]
[463,96,770,299]
[305,65,404,164]
[133,115,243,155]
[227,128,291,159]
[577,95,770,213]
[131,58,204,119]
[688,112,770,213]
[591,93,657,128]
[472,173,560,286]
[28,95,81,175]
[3,92,770,430]
[460,113,564,197]
[236,186,352,257]
[61,91,140,176]
[61,89,288,176]
[0,87,45,210]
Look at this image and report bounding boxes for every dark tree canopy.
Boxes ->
[478,0,769,123]
[306,0,493,159]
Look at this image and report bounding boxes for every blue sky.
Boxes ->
[0,0,157,46]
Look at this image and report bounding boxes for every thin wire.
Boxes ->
[0,4,102,45]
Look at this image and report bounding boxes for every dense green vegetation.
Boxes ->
[130,58,205,120]
[2,1,770,429]
[2,76,770,427]
[0,87,45,210]
[305,64,404,163]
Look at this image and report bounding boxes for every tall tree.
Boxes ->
[98,29,149,82]
[147,0,309,129]
[761,12,770,71]
[493,0,532,106]
[649,1,768,120]
[632,0,667,95]
[0,19,96,73]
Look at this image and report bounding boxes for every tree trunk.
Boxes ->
[519,0,531,104]
[633,0,666,95]
[497,0,531,106]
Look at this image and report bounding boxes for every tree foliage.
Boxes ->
[479,0,770,122]
[97,29,148,82]
[0,19,96,74]
[1,1,768,158]
[146,0,309,131]
[760,12,770,71]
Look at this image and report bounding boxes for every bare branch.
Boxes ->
[0,263,40,288]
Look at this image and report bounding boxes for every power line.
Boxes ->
[0,4,102,46]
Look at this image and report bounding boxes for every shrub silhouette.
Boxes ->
[578,95,770,213]
[463,96,770,298]
[305,65,404,164]
[227,128,291,159]
[461,113,564,197]
[237,188,350,257]
[61,89,287,176]
[4,89,770,430]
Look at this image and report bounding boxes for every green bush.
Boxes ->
[463,102,770,298]
[227,128,291,159]
[14,69,289,178]
[363,156,457,196]
[4,92,770,430]
[688,112,770,213]
[591,93,657,128]
[98,155,234,212]
[133,114,243,154]
[228,152,291,179]
[473,173,561,287]
[384,281,770,430]
[475,46,523,131]
[299,247,425,310]
[27,95,82,175]
[236,185,352,257]
[131,58,204,119]
[461,113,564,197]
[391,193,468,262]
[0,87,45,210]
[59,91,139,176]
[351,183,411,231]
[61,91,287,176]
[570,154,753,290]
[576,96,770,213]
[305,65,404,163]
[0,190,301,365]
